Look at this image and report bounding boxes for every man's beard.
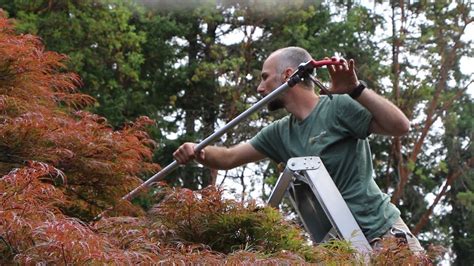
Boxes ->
[268,97,285,111]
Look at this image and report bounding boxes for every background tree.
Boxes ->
[368,3,473,263]
[442,94,473,264]
[0,0,152,127]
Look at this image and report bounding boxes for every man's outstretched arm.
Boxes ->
[173,142,266,170]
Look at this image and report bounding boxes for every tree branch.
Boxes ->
[412,157,474,235]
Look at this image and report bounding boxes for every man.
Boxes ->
[173,46,423,252]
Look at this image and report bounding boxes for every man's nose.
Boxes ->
[257,83,265,94]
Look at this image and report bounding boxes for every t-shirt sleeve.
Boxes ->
[337,95,373,139]
[249,121,284,163]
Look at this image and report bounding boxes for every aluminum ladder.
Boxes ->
[267,156,372,253]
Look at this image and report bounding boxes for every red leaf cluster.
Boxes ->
[0,163,436,264]
[0,165,312,264]
[0,163,158,264]
[0,11,160,220]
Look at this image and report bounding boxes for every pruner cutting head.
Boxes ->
[288,58,343,99]
[307,58,344,100]
[310,58,344,68]
[307,75,332,99]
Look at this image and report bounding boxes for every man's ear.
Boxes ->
[282,68,293,81]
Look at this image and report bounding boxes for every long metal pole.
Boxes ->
[122,58,343,201]
[122,81,294,200]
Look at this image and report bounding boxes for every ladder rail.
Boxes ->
[267,156,372,253]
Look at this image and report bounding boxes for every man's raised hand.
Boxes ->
[326,57,359,94]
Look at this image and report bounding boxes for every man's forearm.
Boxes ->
[356,88,410,136]
[197,143,266,170]
[197,146,234,170]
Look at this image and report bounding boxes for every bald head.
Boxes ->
[268,47,314,88]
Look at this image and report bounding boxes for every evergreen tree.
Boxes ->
[0,0,151,126]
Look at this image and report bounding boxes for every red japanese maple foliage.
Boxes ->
[0,11,160,221]
[1,162,433,264]
[1,161,182,264]
[0,10,162,263]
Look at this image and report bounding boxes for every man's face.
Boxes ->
[257,56,286,111]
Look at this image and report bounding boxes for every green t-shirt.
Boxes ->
[250,94,400,240]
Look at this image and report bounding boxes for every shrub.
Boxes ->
[151,185,351,262]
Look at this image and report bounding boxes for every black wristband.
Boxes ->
[349,80,367,99]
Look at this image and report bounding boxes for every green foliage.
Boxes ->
[1,0,153,127]
[149,185,316,259]
[457,192,474,210]
[442,93,474,264]
[149,185,437,264]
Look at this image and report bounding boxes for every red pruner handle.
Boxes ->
[310,58,343,68]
